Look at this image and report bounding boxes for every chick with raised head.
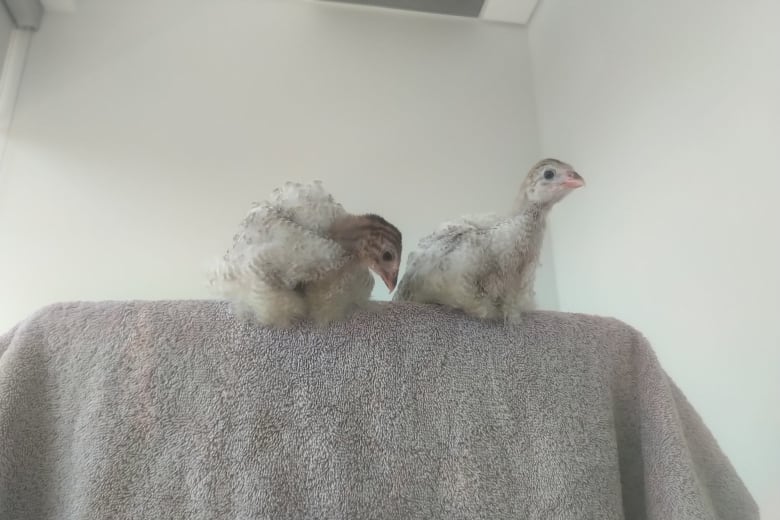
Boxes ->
[393,158,584,323]
[210,181,402,327]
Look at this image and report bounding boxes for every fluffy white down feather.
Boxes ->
[393,210,544,322]
[209,181,375,327]
[393,158,584,323]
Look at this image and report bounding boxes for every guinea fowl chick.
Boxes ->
[209,181,402,327]
[393,158,584,323]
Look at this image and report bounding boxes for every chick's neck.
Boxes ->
[511,193,550,223]
[498,194,550,263]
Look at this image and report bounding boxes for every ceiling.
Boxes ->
[35,0,539,24]
[318,0,539,24]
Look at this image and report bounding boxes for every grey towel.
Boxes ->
[0,300,757,519]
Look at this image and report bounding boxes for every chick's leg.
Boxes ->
[239,280,307,328]
[456,297,501,321]
[306,268,374,325]
[449,275,501,320]
[501,284,535,324]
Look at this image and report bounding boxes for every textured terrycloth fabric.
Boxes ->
[0,300,757,519]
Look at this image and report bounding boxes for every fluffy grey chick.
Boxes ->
[210,181,402,327]
[393,158,584,322]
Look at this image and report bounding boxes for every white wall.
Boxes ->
[0,0,771,512]
[0,0,549,331]
[529,0,780,516]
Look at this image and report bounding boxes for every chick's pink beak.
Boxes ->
[562,170,585,188]
[380,269,398,292]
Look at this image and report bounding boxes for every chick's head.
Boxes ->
[523,158,585,206]
[358,214,402,292]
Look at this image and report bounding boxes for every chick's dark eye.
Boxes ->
[382,251,394,262]
[543,169,555,180]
